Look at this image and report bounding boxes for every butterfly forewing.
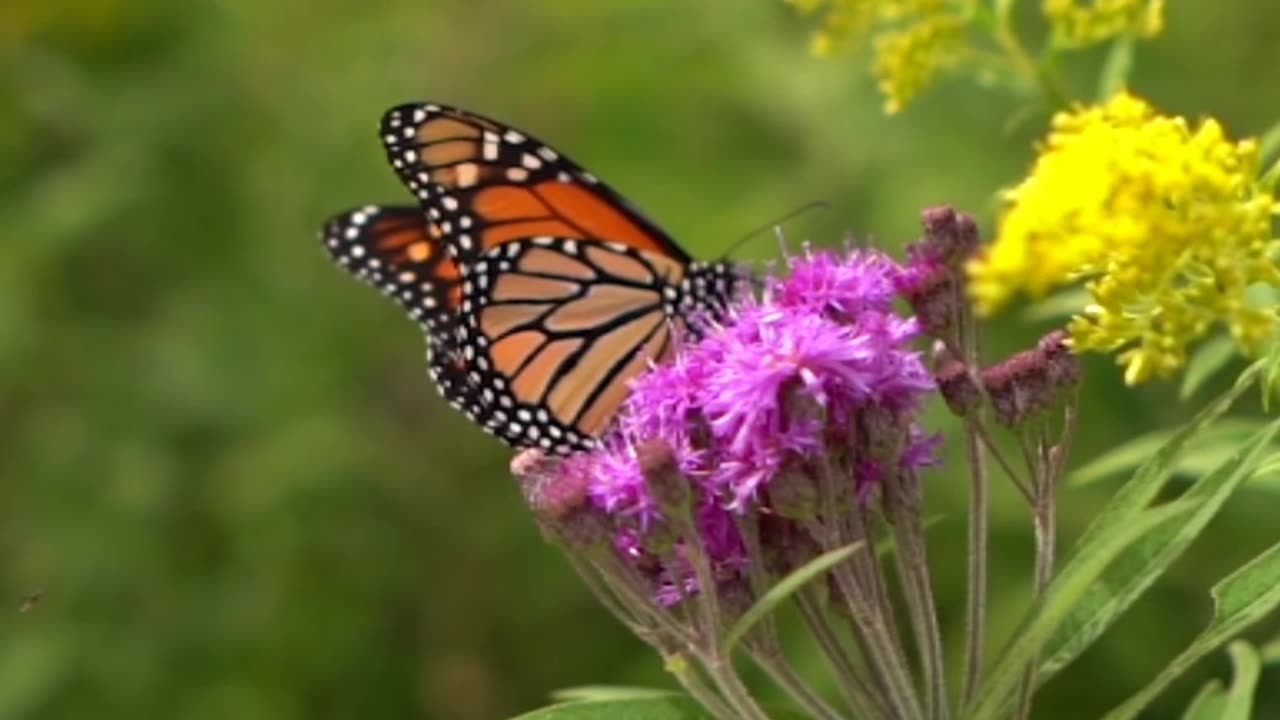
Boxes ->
[379,103,693,265]
[321,104,747,453]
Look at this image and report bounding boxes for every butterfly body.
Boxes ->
[323,103,743,453]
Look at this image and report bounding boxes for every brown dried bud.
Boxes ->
[920,205,981,267]
[1038,330,1082,392]
[935,358,982,417]
[900,263,959,341]
[981,330,1083,427]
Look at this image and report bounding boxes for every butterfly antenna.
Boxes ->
[722,200,831,258]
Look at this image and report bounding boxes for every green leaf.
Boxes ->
[965,501,1196,720]
[1248,451,1280,492]
[1180,680,1227,720]
[1220,642,1261,720]
[550,687,681,704]
[1261,632,1280,665]
[509,697,710,720]
[1177,676,1228,717]
[1209,543,1280,642]
[1019,287,1090,323]
[1100,541,1280,720]
[1258,115,1280,169]
[1040,420,1280,683]
[1096,34,1136,101]
[1177,643,1264,720]
[1180,335,1238,399]
[1260,342,1280,411]
[721,542,861,653]
[1073,365,1259,550]
[1069,419,1263,487]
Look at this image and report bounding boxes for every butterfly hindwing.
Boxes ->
[320,204,481,416]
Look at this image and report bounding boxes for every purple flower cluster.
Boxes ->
[569,246,939,602]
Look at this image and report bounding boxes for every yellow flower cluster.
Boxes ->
[969,93,1280,385]
[1042,0,1165,48]
[872,13,967,115]
[788,0,973,113]
[789,0,879,58]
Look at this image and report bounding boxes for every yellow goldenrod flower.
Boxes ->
[969,92,1280,385]
[873,12,967,114]
[786,0,973,112]
[787,0,879,57]
[1043,0,1165,48]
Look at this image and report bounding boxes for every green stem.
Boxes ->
[885,476,949,720]
[993,0,1070,107]
[705,658,773,720]
[827,555,925,720]
[974,420,1034,503]
[750,648,850,720]
[960,417,990,712]
[1014,491,1057,720]
[1012,423,1058,720]
[796,589,892,719]
[675,502,772,720]
[666,653,739,720]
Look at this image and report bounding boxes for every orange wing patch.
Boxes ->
[416,117,484,142]
[512,338,583,401]
[483,220,585,248]
[491,274,581,303]
[420,139,478,166]
[546,310,665,434]
[534,182,669,255]
[517,247,598,280]
[474,186,549,220]
[480,303,553,339]
[492,330,545,377]
[577,319,670,437]
[543,284,659,333]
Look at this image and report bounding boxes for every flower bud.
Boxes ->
[511,449,613,549]
[920,205,981,268]
[935,358,982,417]
[980,331,1079,428]
[1038,329,1082,392]
[635,439,690,513]
[898,262,959,340]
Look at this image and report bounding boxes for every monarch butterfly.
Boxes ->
[321,103,745,453]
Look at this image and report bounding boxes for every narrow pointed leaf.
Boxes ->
[1180,680,1226,720]
[1180,335,1238,399]
[550,687,681,703]
[1220,642,1261,720]
[509,697,709,720]
[965,501,1195,720]
[1074,364,1259,550]
[1100,541,1280,720]
[1040,420,1280,681]
[1070,419,1261,486]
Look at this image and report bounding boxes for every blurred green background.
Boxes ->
[2,1,1279,718]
